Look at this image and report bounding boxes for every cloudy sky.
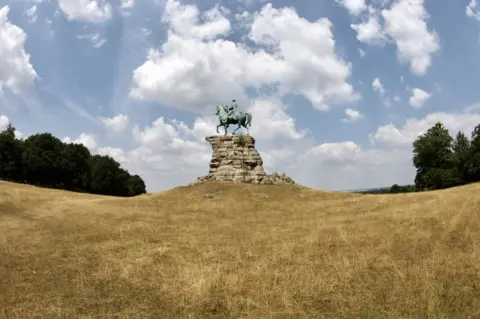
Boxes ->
[1,0,480,192]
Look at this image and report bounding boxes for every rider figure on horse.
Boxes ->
[215,99,252,135]
[227,99,238,121]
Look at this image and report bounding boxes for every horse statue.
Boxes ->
[215,104,252,135]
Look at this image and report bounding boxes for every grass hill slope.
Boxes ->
[1,181,479,318]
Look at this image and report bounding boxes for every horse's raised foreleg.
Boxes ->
[217,122,228,135]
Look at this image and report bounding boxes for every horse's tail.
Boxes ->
[246,112,252,127]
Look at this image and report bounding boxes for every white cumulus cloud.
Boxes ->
[58,0,112,23]
[373,111,480,147]
[372,77,385,95]
[307,141,360,163]
[409,88,431,108]
[0,114,24,139]
[129,116,212,180]
[351,13,385,44]
[131,0,358,112]
[26,5,38,23]
[382,0,440,76]
[467,0,480,21]
[342,108,362,123]
[337,0,367,16]
[63,132,98,150]
[99,114,130,133]
[0,6,38,95]
[347,0,439,76]
[63,133,129,164]
[120,0,135,9]
[247,99,306,142]
[96,146,129,163]
[0,114,10,131]
[162,0,231,40]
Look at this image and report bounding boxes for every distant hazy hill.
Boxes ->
[345,186,389,193]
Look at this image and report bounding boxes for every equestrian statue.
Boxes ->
[215,99,252,135]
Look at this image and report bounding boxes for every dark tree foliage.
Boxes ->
[465,124,480,183]
[452,131,470,184]
[127,174,147,197]
[389,184,417,193]
[411,121,480,192]
[88,155,131,196]
[60,143,91,192]
[22,133,65,188]
[0,123,147,197]
[368,120,480,194]
[358,184,419,194]
[0,124,23,181]
[412,122,458,190]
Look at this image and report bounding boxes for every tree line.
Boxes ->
[0,123,146,197]
[359,121,480,194]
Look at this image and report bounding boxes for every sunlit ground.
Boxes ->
[1,181,479,318]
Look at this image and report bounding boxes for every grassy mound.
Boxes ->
[1,181,479,318]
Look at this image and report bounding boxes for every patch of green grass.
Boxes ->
[235,134,246,147]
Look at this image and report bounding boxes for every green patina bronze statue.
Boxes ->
[226,99,238,121]
[215,99,252,135]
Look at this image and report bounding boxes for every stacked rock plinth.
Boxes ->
[193,135,298,185]
[205,135,265,183]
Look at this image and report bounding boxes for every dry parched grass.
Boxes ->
[1,180,480,318]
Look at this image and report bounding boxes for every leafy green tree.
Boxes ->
[452,131,470,184]
[465,124,480,182]
[390,184,401,193]
[412,122,457,190]
[127,174,147,196]
[0,124,24,181]
[22,133,65,188]
[88,155,131,196]
[453,131,470,154]
[1,121,146,197]
[60,142,91,192]
[389,184,415,193]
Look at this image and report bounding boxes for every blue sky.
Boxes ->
[1,0,480,192]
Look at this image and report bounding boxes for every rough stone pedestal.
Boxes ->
[194,135,298,185]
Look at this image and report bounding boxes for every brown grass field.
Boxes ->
[1,180,480,318]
